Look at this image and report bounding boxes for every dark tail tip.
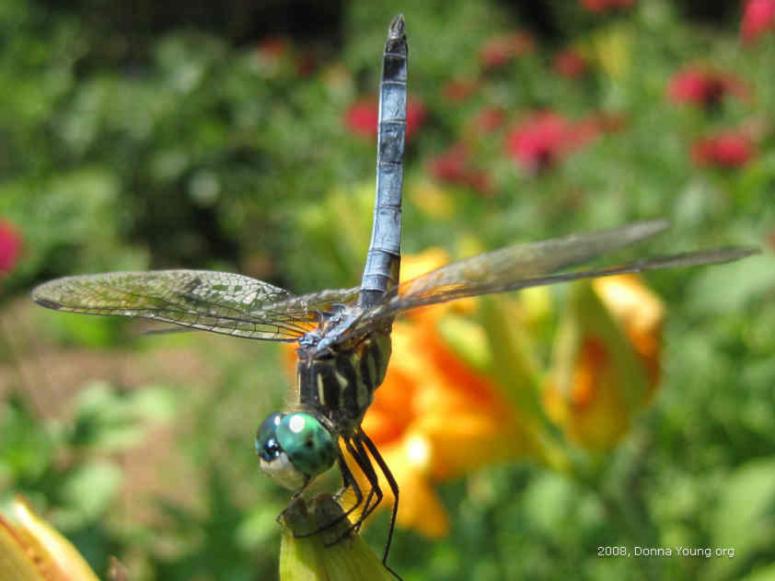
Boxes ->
[389,14,405,39]
[32,296,62,310]
[724,246,762,261]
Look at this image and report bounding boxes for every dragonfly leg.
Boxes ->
[292,437,366,539]
[360,429,400,574]
[350,434,383,529]
[323,439,368,525]
[334,439,363,508]
[276,476,312,526]
[321,434,383,548]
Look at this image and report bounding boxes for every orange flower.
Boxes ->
[281,254,667,531]
[354,250,547,537]
[543,275,664,452]
[282,249,551,537]
[595,274,663,387]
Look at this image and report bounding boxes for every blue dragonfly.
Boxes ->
[32,15,756,578]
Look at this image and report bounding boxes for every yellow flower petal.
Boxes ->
[546,276,664,452]
[409,180,455,220]
[399,248,450,283]
[593,274,664,388]
[380,442,449,538]
[0,497,99,581]
[0,517,43,581]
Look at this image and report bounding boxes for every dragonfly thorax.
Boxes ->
[310,306,366,354]
[298,330,392,434]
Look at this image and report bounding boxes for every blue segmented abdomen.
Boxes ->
[360,15,407,308]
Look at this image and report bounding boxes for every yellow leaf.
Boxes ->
[0,517,44,581]
[280,495,392,581]
[0,497,100,581]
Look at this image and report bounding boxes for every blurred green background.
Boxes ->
[1,0,774,579]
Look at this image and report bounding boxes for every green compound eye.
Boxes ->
[275,413,336,478]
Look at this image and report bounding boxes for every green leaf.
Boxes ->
[69,383,171,451]
[127,385,178,423]
[478,295,543,417]
[0,396,54,481]
[59,461,122,525]
[709,459,775,579]
[743,562,775,581]
[688,255,775,316]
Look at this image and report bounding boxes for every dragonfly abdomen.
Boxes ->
[360,15,407,308]
[298,332,392,432]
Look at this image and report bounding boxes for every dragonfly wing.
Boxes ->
[337,222,757,340]
[382,246,758,313]
[32,270,352,341]
[395,220,670,302]
[265,287,361,317]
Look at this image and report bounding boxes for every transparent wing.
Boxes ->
[396,220,670,301]
[340,221,758,339]
[268,287,361,316]
[32,269,358,341]
[385,247,756,311]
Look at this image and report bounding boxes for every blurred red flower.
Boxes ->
[691,131,756,168]
[254,37,289,75]
[0,219,22,274]
[505,112,600,172]
[471,106,506,134]
[254,38,317,76]
[257,37,288,59]
[294,52,317,76]
[406,98,428,137]
[442,79,479,102]
[667,67,748,109]
[428,144,492,194]
[580,0,635,12]
[345,99,379,137]
[741,0,775,43]
[479,33,534,70]
[345,97,426,140]
[553,49,588,79]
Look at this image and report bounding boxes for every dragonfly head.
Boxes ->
[255,412,336,490]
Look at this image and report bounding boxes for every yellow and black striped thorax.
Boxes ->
[298,332,392,433]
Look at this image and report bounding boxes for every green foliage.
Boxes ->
[0,383,178,574]
[1,0,774,579]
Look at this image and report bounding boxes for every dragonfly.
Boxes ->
[33,14,756,579]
